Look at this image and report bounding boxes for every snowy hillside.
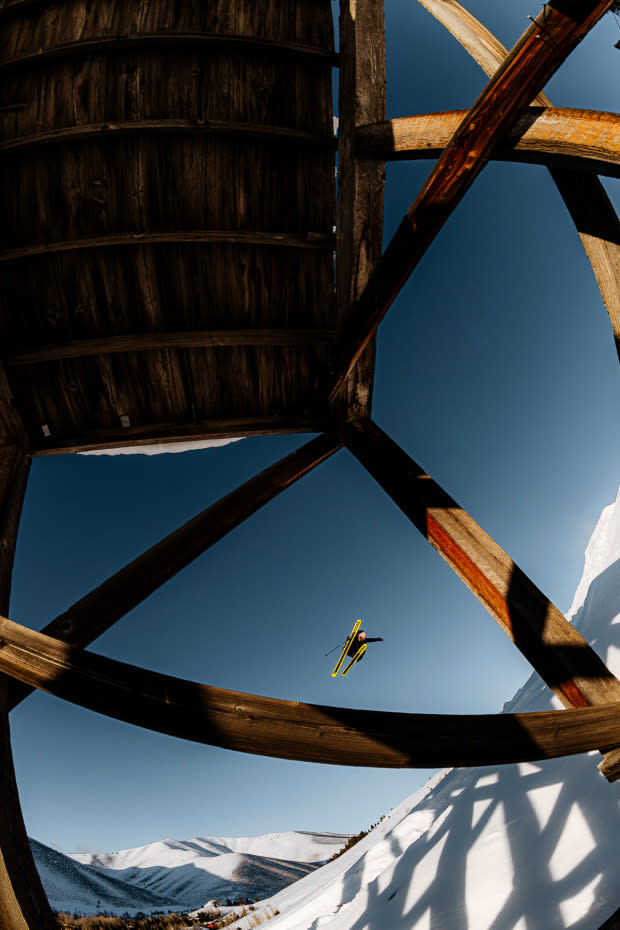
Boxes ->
[34,831,349,916]
[31,839,185,916]
[223,485,620,930]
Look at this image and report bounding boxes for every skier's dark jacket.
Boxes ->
[346,631,383,658]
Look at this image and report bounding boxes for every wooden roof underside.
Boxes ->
[0,0,350,454]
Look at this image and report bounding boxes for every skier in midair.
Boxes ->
[345,629,383,663]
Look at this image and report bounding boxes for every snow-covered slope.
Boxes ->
[226,485,620,930]
[37,832,349,915]
[30,839,185,916]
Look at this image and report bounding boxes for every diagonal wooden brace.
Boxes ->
[343,418,620,779]
[7,431,343,710]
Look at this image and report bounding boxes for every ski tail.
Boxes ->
[331,619,361,677]
[342,643,366,676]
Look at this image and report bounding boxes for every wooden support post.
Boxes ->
[330,0,618,397]
[0,367,56,927]
[343,418,620,776]
[8,431,343,709]
[333,0,385,420]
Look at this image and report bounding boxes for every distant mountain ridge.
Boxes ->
[33,831,350,916]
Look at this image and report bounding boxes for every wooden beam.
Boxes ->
[32,416,330,456]
[414,0,620,360]
[0,0,333,18]
[343,418,620,776]
[333,0,386,419]
[5,330,336,367]
[8,431,342,709]
[0,230,336,264]
[3,614,620,768]
[0,33,339,70]
[0,120,337,154]
[329,0,618,398]
[356,107,620,178]
[0,440,56,927]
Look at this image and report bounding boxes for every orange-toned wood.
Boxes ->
[357,107,620,178]
[330,0,618,397]
[414,0,620,359]
[343,418,620,757]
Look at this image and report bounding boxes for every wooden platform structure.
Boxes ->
[0,0,619,924]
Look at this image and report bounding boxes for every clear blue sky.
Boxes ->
[9,0,620,855]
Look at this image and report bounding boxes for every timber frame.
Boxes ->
[0,0,619,924]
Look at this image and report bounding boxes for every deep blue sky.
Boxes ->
[9,0,620,854]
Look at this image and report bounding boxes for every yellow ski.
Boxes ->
[331,619,361,677]
[342,643,367,677]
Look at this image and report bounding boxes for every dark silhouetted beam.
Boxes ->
[32,416,331,456]
[357,107,620,178]
[2,615,620,769]
[0,230,336,263]
[0,438,56,926]
[330,0,618,398]
[344,418,620,778]
[0,120,337,154]
[8,432,342,708]
[0,34,338,70]
[6,330,336,366]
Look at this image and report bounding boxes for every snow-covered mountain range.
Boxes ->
[35,483,620,927]
[32,831,349,917]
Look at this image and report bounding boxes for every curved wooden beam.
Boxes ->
[356,107,620,178]
[2,614,620,768]
[0,120,337,154]
[0,437,56,927]
[0,230,336,264]
[9,432,342,707]
[329,0,618,397]
[0,34,338,70]
[415,0,620,358]
[5,330,336,367]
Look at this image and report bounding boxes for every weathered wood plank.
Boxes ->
[0,33,339,69]
[3,613,620,768]
[356,107,620,178]
[0,231,337,263]
[8,431,342,708]
[343,418,620,762]
[329,0,618,398]
[30,415,330,455]
[333,0,385,422]
[6,330,336,366]
[0,119,337,154]
[414,0,620,360]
